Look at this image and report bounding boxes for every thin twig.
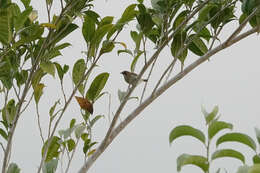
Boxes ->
[0,142,5,153]
[36,104,45,144]
[65,138,80,173]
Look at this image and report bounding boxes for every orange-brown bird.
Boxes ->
[121,71,147,85]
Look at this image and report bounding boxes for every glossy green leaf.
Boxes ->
[99,16,114,27]
[119,4,137,25]
[42,136,61,162]
[86,73,109,102]
[208,121,233,139]
[67,139,76,152]
[249,164,260,173]
[0,9,12,45]
[188,34,208,56]
[177,154,209,172]
[15,70,28,87]
[211,149,245,163]
[169,125,206,145]
[82,15,96,43]
[7,163,20,173]
[42,159,58,173]
[33,83,45,104]
[0,128,8,140]
[253,155,260,164]
[72,59,86,95]
[40,61,56,77]
[216,133,257,151]
[14,7,32,32]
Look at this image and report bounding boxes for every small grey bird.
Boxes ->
[121,71,147,85]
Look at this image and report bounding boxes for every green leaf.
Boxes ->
[254,127,260,145]
[70,119,76,129]
[42,159,58,173]
[188,34,208,56]
[53,23,78,44]
[67,139,76,152]
[203,105,219,124]
[169,125,206,145]
[33,83,45,104]
[20,0,31,9]
[99,16,114,27]
[15,70,28,87]
[198,4,215,21]
[173,10,189,30]
[90,115,104,127]
[54,63,63,81]
[82,15,96,43]
[130,52,143,72]
[119,4,137,25]
[249,164,260,173]
[7,163,20,173]
[171,32,188,64]
[4,99,16,125]
[0,8,12,45]
[177,154,209,172]
[86,72,109,102]
[72,59,86,95]
[216,133,257,151]
[211,149,245,163]
[117,49,133,56]
[14,7,32,32]
[40,61,56,77]
[130,31,142,51]
[42,136,61,162]
[253,155,260,164]
[81,133,89,142]
[0,128,8,140]
[92,24,113,47]
[75,124,85,139]
[49,100,60,117]
[100,40,115,55]
[208,121,233,139]
[83,139,91,154]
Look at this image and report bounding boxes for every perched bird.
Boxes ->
[121,71,147,85]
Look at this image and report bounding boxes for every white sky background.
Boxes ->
[2,0,260,172]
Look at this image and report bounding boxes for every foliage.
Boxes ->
[0,0,260,172]
[169,106,260,173]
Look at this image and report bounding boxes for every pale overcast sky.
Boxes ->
[3,0,260,173]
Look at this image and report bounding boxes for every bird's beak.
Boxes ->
[120,71,123,74]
